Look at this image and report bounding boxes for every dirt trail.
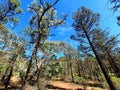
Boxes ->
[48,81,109,90]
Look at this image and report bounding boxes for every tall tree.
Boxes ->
[91,29,120,77]
[71,7,117,90]
[21,0,66,89]
[0,32,25,89]
[56,42,77,82]
[0,0,23,87]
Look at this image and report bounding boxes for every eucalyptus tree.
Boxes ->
[0,0,24,89]
[0,0,22,51]
[39,41,66,79]
[21,0,66,88]
[0,32,26,89]
[108,1,120,76]
[71,7,117,90]
[84,55,104,82]
[0,14,23,89]
[0,0,23,23]
[90,29,120,77]
[41,41,77,82]
[57,42,77,82]
[112,47,120,64]
[25,41,65,82]
[0,0,23,51]
[0,0,23,63]
[74,51,83,77]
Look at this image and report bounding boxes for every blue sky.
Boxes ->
[16,0,120,48]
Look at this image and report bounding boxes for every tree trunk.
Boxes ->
[75,59,81,77]
[1,67,9,83]
[4,67,13,90]
[84,30,117,90]
[21,60,32,90]
[77,65,81,77]
[67,57,70,79]
[70,61,74,82]
[3,55,18,90]
[107,53,120,77]
[62,61,66,80]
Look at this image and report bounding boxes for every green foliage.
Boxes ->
[10,17,19,23]
[0,0,23,24]
[111,76,120,89]
[71,7,100,56]
[74,76,85,84]
[27,0,66,44]
[0,23,9,33]
[0,61,9,76]
[41,61,63,80]
[9,0,20,7]
[16,7,23,13]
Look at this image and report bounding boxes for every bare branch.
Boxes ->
[40,0,45,8]
[28,6,39,17]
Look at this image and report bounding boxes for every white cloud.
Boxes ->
[57,26,73,36]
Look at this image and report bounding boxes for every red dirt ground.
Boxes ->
[48,81,109,90]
